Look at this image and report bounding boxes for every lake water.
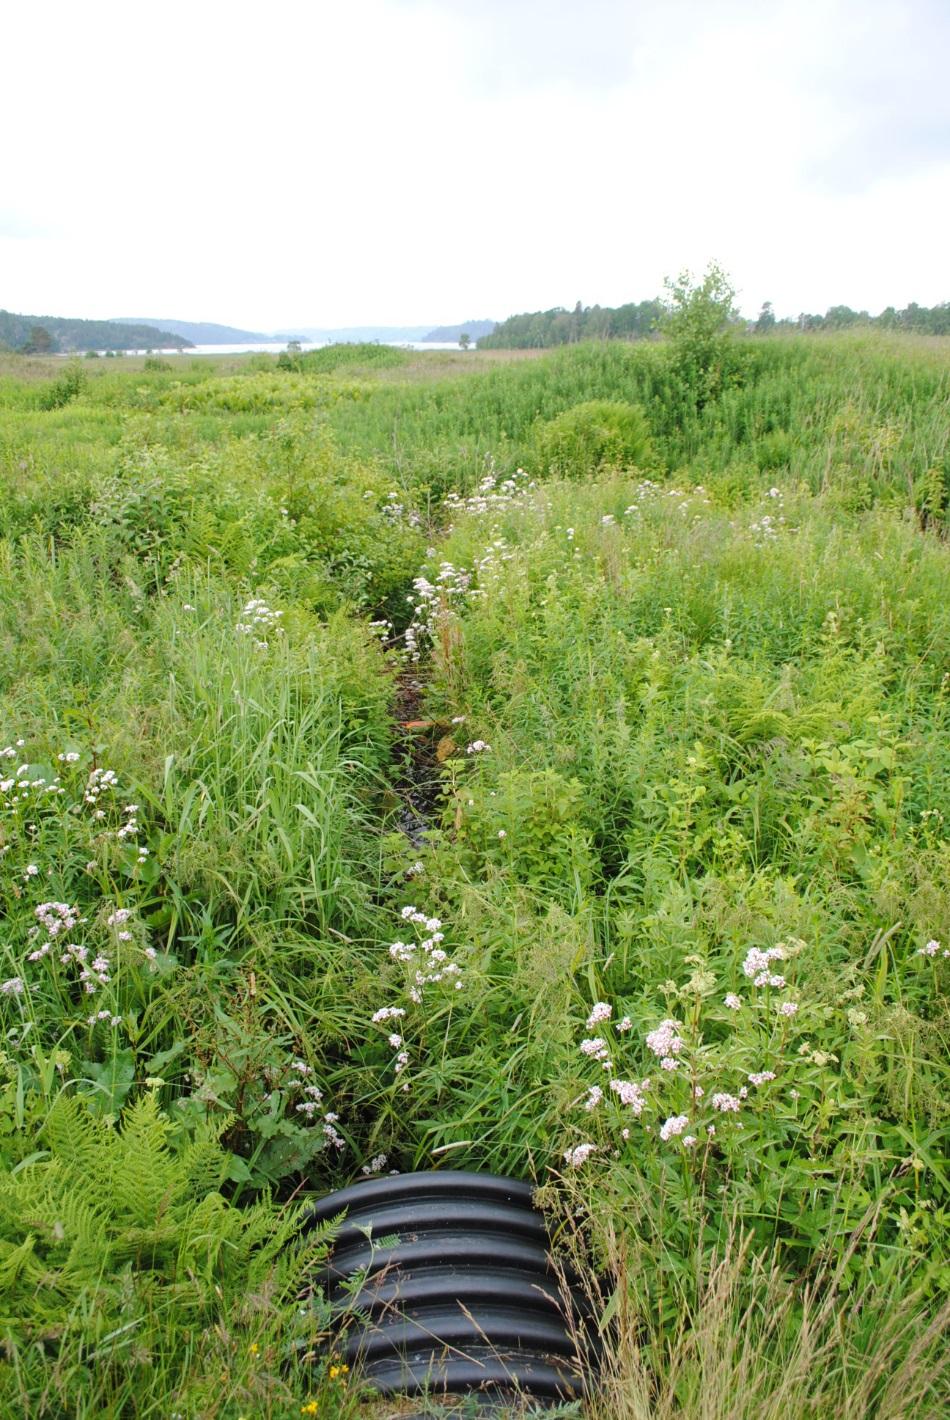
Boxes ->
[111,340,466,357]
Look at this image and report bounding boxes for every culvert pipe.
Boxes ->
[307,1169,591,1405]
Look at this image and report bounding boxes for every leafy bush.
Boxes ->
[534,398,654,477]
[278,342,409,374]
[445,765,594,902]
[37,361,87,410]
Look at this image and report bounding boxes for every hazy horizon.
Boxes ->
[4,0,948,330]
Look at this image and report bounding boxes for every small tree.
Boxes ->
[459,332,471,350]
[755,300,776,333]
[277,339,303,372]
[20,324,54,354]
[661,262,738,407]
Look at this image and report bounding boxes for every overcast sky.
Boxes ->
[3,0,948,329]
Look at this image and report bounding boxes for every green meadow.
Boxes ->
[0,326,948,1417]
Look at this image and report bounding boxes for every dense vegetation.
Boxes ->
[0,309,191,353]
[0,317,948,1417]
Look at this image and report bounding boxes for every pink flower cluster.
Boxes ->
[564,992,794,1170]
[742,945,787,988]
[645,1018,685,1071]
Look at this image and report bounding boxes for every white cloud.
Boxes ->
[2,0,947,327]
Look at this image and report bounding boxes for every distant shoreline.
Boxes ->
[63,340,472,358]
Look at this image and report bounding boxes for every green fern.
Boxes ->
[0,1091,334,1417]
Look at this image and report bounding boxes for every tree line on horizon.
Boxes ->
[479,296,950,348]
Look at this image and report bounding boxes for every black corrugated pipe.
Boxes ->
[306,1170,593,1406]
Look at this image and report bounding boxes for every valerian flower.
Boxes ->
[563,1143,597,1167]
[659,1114,689,1141]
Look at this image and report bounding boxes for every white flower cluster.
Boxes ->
[403,471,534,665]
[361,1153,390,1176]
[322,1112,345,1150]
[563,1142,597,1168]
[85,767,118,807]
[0,763,67,808]
[371,1005,406,1023]
[236,597,282,650]
[622,480,710,520]
[87,1008,122,1028]
[404,562,473,663]
[443,468,534,521]
[659,1113,689,1141]
[372,906,465,1089]
[565,990,795,1169]
[586,1001,612,1028]
[567,1006,657,1165]
[750,487,786,545]
[609,1077,649,1115]
[471,537,516,588]
[35,901,82,938]
[287,1060,342,1149]
[380,491,422,527]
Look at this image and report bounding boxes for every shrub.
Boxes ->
[278,342,409,375]
[534,398,654,477]
[37,362,87,410]
[661,261,743,407]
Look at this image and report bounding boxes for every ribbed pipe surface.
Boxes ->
[307,1170,589,1404]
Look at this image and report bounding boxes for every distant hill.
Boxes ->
[422,319,497,343]
[0,309,191,353]
[115,318,273,344]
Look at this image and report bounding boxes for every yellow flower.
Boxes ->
[248,1341,259,1356]
[300,1403,319,1416]
[327,1363,349,1380]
